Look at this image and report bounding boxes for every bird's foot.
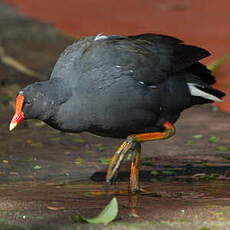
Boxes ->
[106,136,137,184]
[106,121,176,193]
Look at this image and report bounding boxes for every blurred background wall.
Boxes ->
[5,0,230,111]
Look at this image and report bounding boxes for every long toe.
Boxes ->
[106,137,137,183]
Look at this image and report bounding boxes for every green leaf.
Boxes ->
[208,136,218,143]
[199,227,211,230]
[192,134,203,139]
[216,145,230,152]
[74,157,85,165]
[74,197,118,224]
[150,170,159,176]
[99,157,111,165]
[33,165,42,170]
[207,53,230,74]
[162,170,175,175]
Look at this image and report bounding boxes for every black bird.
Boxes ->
[9,34,225,192]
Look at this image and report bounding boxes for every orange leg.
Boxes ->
[106,121,176,193]
[129,142,141,193]
[128,192,140,217]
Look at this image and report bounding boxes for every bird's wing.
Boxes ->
[127,34,210,85]
[128,33,210,73]
[50,34,210,86]
[79,34,210,85]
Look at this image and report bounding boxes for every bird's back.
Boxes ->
[50,34,225,138]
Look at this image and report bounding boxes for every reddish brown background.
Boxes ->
[5,0,230,111]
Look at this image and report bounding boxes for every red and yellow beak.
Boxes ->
[9,94,25,131]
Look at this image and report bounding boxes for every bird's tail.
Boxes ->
[187,83,224,102]
[186,62,225,104]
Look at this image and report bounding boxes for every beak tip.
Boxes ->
[9,123,17,131]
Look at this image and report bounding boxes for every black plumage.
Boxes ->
[16,34,224,138]
[9,33,226,191]
[16,34,224,139]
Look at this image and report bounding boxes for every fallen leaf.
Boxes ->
[162,170,175,175]
[129,212,140,218]
[216,145,230,152]
[202,162,214,167]
[192,173,206,178]
[47,206,65,211]
[192,134,203,139]
[208,136,218,143]
[73,197,118,224]
[74,157,85,165]
[150,170,159,176]
[99,157,111,165]
[33,165,42,170]
[199,227,212,230]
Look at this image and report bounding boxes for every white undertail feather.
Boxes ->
[94,33,108,41]
[187,83,223,102]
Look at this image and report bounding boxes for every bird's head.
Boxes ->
[9,82,57,131]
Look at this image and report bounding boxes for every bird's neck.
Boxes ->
[37,80,71,122]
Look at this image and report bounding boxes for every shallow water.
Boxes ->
[1,178,230,227]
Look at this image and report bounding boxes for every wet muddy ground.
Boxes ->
[0,1,230,229]
[2,181,230,230]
